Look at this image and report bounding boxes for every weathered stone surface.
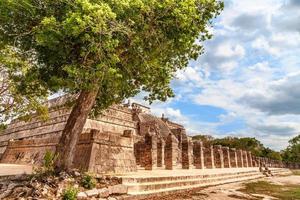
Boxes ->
[85,188,99,197]
[98,188,110,198]
[77,192,88,200]
[0,96,298,175]
[108,184,128,195]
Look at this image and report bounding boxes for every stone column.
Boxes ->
[222,147,231,168]
[237,150,244,168]
[204,145,215,169]
[243,151,249,167]
[214,145,224,168]
[182,136,193,169]
[144,133,157,170]
[165,133,179,170]
[157,139,165,168]
[230,148,238,168]
[252,156,257,167]
[193,140,204,169]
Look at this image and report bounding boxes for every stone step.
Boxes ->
[125,172,263,193]
[122,170,259,184]
[125,173,265,195]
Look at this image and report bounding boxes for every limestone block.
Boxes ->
[85,189,99,197]
[77,192,88,200]
[108,184,128,194]
[98,188,110,198]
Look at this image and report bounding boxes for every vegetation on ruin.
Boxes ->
[0,0,223,171]
[241,181,300,200]
[62,186,79,200]
[80,173,96,189]
[33,150,58,178]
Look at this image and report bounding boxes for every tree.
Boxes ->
[282,134,300,163]
[0,0,223,171]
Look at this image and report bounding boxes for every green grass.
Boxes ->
[241,181,300,200]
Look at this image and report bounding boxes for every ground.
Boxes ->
[142,174,300,200]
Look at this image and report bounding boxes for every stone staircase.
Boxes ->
[265,168,292,176]
[120,168,292,195]
[121,169,263,195]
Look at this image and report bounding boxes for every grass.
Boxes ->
[241,181,300,200]
[292,170,300,176]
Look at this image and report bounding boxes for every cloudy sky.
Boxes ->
[132,0,300,151]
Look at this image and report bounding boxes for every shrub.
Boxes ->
[43,150,58,173]
[81,173,96,189]
[62,186,78,200]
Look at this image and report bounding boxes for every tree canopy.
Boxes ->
[0,0,224,170]
[0,0,223,113]
[281,134,300,163]
[0,47,48,125]
[193,135,283,160]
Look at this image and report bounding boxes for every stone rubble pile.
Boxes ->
[0,171,126,200]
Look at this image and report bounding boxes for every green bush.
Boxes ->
[62,186,78,200]
[81,173,96,189]
[43,150,58,173]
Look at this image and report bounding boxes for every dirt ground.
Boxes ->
[143,175,300,200]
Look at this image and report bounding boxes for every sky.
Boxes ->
[131,0,300,151]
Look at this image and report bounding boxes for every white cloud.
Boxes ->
[215,42,245,58]
[131,0,300,151]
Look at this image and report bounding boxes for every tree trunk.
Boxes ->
[55,87,99,172]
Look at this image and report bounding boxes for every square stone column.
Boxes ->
[204,145,215,169]
[243,151,249,167]
[237,150,244,168]
[157,139,165,168]
[165,133,179,170]
[144,133,158,170]
[230,148,238,168]
[193,140,204,169]
[252,156,257,167]
[182,136,193,169]
[222,147,231,168]
[214,145,224,168]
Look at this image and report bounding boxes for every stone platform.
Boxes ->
[117,168,291,195]
[0,164,32,177]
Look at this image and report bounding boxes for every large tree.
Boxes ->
[0,0,223,171]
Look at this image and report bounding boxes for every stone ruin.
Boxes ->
[0,96,299,174]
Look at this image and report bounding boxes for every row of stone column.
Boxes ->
[138,133,288,170]
[193,141,254,169]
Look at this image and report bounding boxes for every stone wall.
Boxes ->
[74,129,137,174]
[1,137,59,164]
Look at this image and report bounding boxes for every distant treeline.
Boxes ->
[192,134,300,163]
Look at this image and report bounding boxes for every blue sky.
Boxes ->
[132,0,300,151]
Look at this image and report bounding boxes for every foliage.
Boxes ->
[80,173,96,189]
[43,150,58,174]
[0,0,223,115]
[0,47,48,123]
[192,135,214,144]
[0,124,7,132]
[281,134,300,163]
[33,150,58,177]
[62,186,79,200]
[241,181,300,200]
[192,135,282,160]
